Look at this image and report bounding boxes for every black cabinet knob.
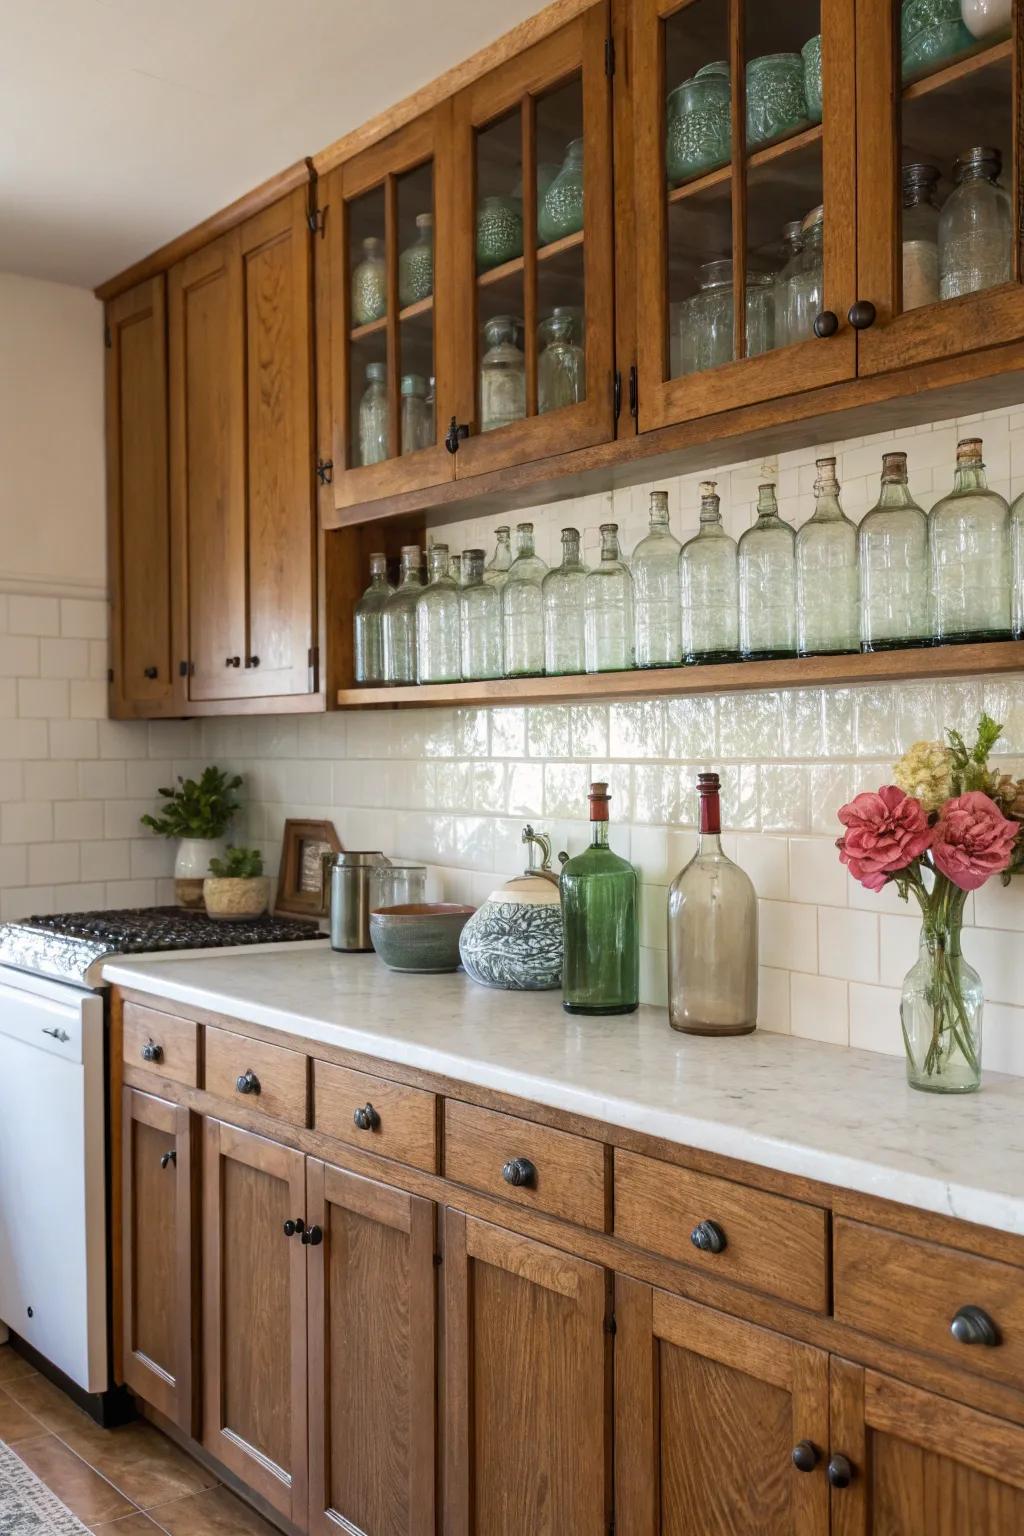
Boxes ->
[848,300,877,330]
[502,1156,536,1188]
[283,1217,305,1238]
[792,1440,819,1473]
[301,1225,323,1246]
[445,416,469,454]
[225,656,241,668]
[141,1039,163,1063]
[950,1305,1000,1347]
[690,1219,727,1254]
[235,1069,261,1095]
[245,656,260,668]
[827,1454,853,1489]
[813,310,839,338]
[143,666,158,680]
[353,1103,380,1132]
[159,1149,176,1170]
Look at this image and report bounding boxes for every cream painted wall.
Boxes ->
[0,272,106,592]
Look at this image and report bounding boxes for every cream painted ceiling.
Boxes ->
[1,0,543,290]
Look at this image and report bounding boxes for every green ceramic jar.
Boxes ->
[351,236,387,326]
[538,138,585,246]
[476,195,523,271]
[802,35,822,124]
[901,0,972,80]
[398,213,433,307]
[666,60,731,185]
[745,53,810,150]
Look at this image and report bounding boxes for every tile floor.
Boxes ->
[0,1344,277,1533]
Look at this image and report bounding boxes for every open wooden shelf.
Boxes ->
[337,638,1024,710]
[349,294,435,343]
[477,228,585,289]
[901,35,1011,102]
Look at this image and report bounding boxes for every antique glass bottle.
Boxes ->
[449,554,462,585]
[460,549,502,681]
[784,206,824,346]
[484,526,513,590]
[930,437,1012,643]
[859,452,931,650]
[773,218,803,349]
[560,782,639,1016]
[668,773,758,1036]
[902,163,941,312]
[796,457,859,656]
[415,544,461,684]
[1012,490,1024,637]
[398,212,433,307]
[480,315,526,433]
[502,523,548,678]
[738,484,796,659]
[400,374,432,455]
[381,545,423,685]
[353,552,393,685]
[542,528,588,676]
[358,362,389,467]
[680,481,740,664]
[585,524,635,673]
[538,309,585,413]
[632,490,683,668]
[351,236,387,326]
[939,147,1012,301]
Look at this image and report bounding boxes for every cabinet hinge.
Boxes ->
[604,1314,617,1335]
[605,35,615,76]
[316,457,334,485]
[103,324,112,349]
[307,206,326,236]
[628,364,638,420]
[178,659,192,678]
[613,370,622,421]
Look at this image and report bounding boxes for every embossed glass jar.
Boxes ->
[632,490,683,668]
[802,34,823,124]
[902,162,942,311]
[939,146,1012,301]
[783,205,825,345]
[745,54,810,150]
[773,219,804,349]
[353,552,393,685]
[678,261,774,374]
[398,213,434,307]
[476,195,523,271]
[666,61,731,185]
[357,362,389,467]
[400,374,432,455]
[480,315,526,434]
[901,0,972,79]
[538,309,585,414]
[538,138,585,245]
[351,236,387,326]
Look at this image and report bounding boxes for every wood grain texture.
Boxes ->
[123,1003,198,1089]
[312,1058,438,1172]
[204,1026,309,1126]
[834,1217,1024,1389]
[615,1148,830,1311]
[444,1098,608,1231]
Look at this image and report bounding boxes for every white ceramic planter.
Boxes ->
[174,837,226,909]
[961,0,1011,38]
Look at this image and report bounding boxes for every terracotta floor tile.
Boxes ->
[61,1418,218,1509]
[2,1368,97,1435]
[145,1485,280,1535]
[0,1384,47,1443]
[13,1432,136,1526]
[0,1345,36,1382]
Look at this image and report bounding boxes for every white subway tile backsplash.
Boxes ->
[9,597,59,637]
[49,720,97,759]
[17,678,68,719]
[0,637,41,677]
[59,599,107,640]
[734,835,789,901]
[40,638,90,680]
[818,906,878,984]
[848,983,904,1057]
[758,966,791,1034]
[789,837,848,908]
[2,801,53,843]
[609,701,666,759]
[791,973,849,1045]
[29,842,79,885]
[879,912,923,987]
[759,900,817,973]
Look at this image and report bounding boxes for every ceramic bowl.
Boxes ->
[369,903,475,973]
[202,876,270,921]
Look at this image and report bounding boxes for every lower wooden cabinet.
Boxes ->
[443,1210,611,1535]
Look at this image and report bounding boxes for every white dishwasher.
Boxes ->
[0,969,107,1392]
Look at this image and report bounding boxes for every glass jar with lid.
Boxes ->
[632,490,682,668]
[738,484,796,659]
[939,146,1012,300]
[585,524,635,674]
[930,437,1012,644]
[351,236,387,326]
[502,523,549,678]
[773,220,804,350]
[666,61,731,186]
[542,528,588,676]
[678,260,773,374]
[480,315,526,433]
[538,309,585,414]
[353,552,394,685]
[358,362,389,466]
[415,544,461,684]
[784,205,824,345]
[381,545,423,685]
[680,482,739,664]
[460,549,503,681]
[398,213,433,308]
[400,373,432,455]
[538,138,584,245]
[902,163,941,312]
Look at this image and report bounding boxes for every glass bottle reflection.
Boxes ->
[859,453,931,650]
[738,484,796,659]
[930,437,1012,643]
[381,545,423,685]
[542,528,588,676]
[460,549,502,681]
[632,490,682,668]
[415,544,461,684]
[585,524,635,674]
[680,481,740,664]
[353,552,393,685]
[796,458,859,656]
[502,523,548,678]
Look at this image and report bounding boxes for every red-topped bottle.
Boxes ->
[667,773,758,1035]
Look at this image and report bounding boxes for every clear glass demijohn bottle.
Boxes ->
[542,528,588,676]
[1011,487,1024,638]
[381,545,423,685]
[484,526,514,591]
[415,543,461,684]
[796,457,859,656]
[930,437,1012,644]
[538,308,585,413]
[738,483,796,659]
[632,490,683,668]
[585,524,635,673]
[858,452,930,650]
[353,552,394,685]
[460,549,503,681]
[501,523,548,678]
[939,146,1012,301]
[679,481,739,664]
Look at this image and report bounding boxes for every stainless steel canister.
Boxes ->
[323,851,390,952]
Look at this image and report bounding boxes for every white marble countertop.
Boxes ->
[104,947,1024,1239]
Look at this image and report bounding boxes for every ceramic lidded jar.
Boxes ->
[459,827,564,990]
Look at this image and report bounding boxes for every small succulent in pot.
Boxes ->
[203,846,271,922]
[140,766,244,909]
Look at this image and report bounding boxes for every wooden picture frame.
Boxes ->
[275,818,342,918]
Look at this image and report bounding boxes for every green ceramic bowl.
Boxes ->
[369,903,475,973]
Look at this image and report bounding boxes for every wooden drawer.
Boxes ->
[204,1025,308,1126]
[313,1060,437,1172]
[834,1217,1024,1389]
[614,1149,829,1312]
[443,1100,607,1232]
[122,1001,198,1087]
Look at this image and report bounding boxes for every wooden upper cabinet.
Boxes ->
[443,1210,611,1535]
[169,187,316,704]
[450,1,616,478]
[105,276,175,717]
[856,0,1024,376]
[631,0,857,433]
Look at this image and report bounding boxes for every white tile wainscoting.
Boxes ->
[2,402,1024,1074]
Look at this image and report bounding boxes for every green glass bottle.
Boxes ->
[560,782,639,1015]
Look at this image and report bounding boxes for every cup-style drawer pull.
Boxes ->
[827,1454,853,1490]
[235,1069,261,1095]
[690,1219,727,1254]
[353,1103,380,1132]
[141,1039,163,1063]
[502,1156,536,1188]
[950,1305,1000,1347]
[791,1440,819,1473]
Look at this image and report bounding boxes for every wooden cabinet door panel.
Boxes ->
[121,1089,195,1432]
[202,1118,307,1523]
[831,1358,1024,1536]
[307,1159,435,1536]
[444,1210,610,1536]
[105,276,175,716]
[615,1276,829,1536]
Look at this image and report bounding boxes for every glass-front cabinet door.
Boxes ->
[857,0,1021,375]
[321,108,457,511]
[631,0,857,432]
[448,1,615,478]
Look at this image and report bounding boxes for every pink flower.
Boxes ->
[836,786,933,892]
[931,791,1019,892]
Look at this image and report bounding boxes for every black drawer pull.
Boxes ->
[301,1225,323,1246]
[235,1069,261,1095]
[141,1039,163,1063]
[950,1305,1000,1347]
[353,1103,380,1132]
[813,310,839,338]
[159,1149,176,1170]
[792,1441,819,1473]
[502,1157,536,1188]
[690,1219,726,1254]
[827,1455,853,1490]
[283,1218,305,1238]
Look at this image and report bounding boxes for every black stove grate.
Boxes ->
[21,905,323,952]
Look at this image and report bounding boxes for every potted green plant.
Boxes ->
[203,846,270,922]
[140,767,243,909]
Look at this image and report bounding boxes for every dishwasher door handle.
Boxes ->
[41,1027,71,1043]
